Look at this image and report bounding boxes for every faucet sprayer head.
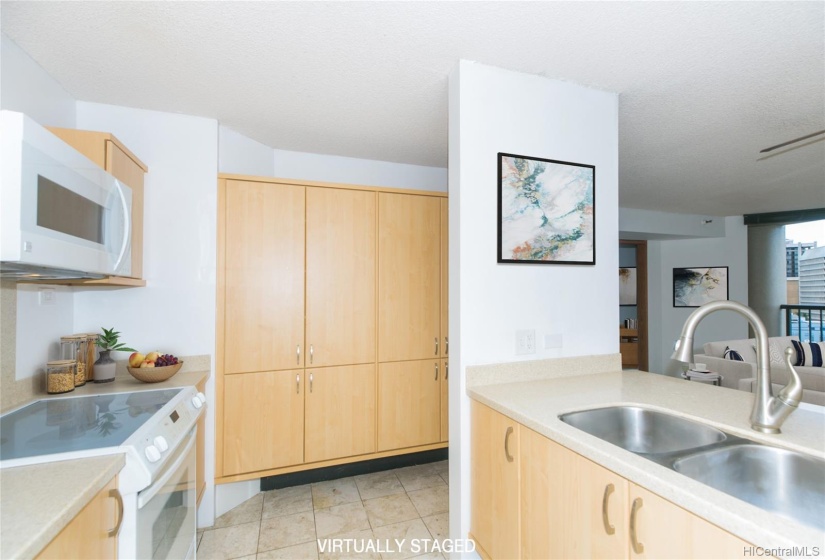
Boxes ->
[671,336,695,364]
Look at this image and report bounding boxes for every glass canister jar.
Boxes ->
[85,333,99,382]
[60,335,87,387]
[46,360,76,394]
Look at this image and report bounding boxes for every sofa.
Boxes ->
[694,335,825,406]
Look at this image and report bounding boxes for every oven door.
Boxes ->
[136,429,197,560]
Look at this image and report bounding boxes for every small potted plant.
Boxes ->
[93,327,136,383]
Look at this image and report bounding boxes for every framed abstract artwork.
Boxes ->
[619,267,637,306]
[673,267,729,307]
[498,152,595,265]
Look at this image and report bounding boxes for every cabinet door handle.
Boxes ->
[108,489,124,538]
[434,363,439,380]
[504,426,514,462]
[296,373,300,394]
[310,344,314,364]
[310,372,314,393]
[445,362,449,379]
[296,345,301,365]
[602,483,615,535]
[435,337,439,355]
[445,337,449,355]
[630,497,644,554]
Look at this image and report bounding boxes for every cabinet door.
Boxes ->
[37,475,118,559]
[471,402,520,560]
[629,484,751,560]
[306,188,376,367]
[440,198,449,358]
[196,378,206,505]
[224,181,305,373]
[440,360,448,443]
[520,427,627,559]
[223,370,304,475]
[378,193,441,362]
[377,360,441,451]
[305,364,376,462]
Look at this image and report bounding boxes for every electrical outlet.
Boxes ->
[544,333,563,349]
[38,288,56,306]
[515,329,536,355]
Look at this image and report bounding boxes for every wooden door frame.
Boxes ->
[620,240,649,371]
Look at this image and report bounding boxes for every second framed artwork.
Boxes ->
[673,267,729,307]
[498,152,595,265]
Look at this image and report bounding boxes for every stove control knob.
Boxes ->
[145,445,161,463]
[191,396,203,409]
[196,392,207,405]
[154,436,169,452]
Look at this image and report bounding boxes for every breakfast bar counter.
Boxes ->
[467,361,825,556]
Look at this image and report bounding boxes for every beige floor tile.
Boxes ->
[312,477,361,509]
[257,541,319,560]
[258,511,316,552]
[363,493,420,528]
[355,471,405,501]
[214,493,264,528]
[372,518,433,560]
[394,466,445,493]
[197,521,261,560]
[198,531,204,549]
[409,553,444,560]
[233,556,257,560]
[263,484,313,519]
[317,529,380,560]
[316,501,371,538]
[420,513,448,543]
[407,486,448,518]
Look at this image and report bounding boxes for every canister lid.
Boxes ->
[47,359,77,366]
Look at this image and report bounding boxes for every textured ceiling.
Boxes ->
[2,1,823,215]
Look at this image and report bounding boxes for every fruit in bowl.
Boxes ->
[126,351,183,383]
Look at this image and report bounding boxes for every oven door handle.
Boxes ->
[137,429,196,509]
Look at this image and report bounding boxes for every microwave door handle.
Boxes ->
[113,179,130,272]
[137,429,196,509]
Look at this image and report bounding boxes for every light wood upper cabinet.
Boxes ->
[305,364,376,463]
[378,193,441,362]
[46,127,147,285]
[628,484,750,560]
[36,475,119,559]
[471,402,520,560]
[223,370,304,476]
[377,360,441,451]
[520,427,628,559]
[306,188,376,367]
[224,180,305,374]
[440,198,449,358]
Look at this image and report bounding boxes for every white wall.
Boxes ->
[449,60,619,553]
[0,33,76,128]
[647,215,749,373]
[219,125,275,177]
[621,207,725,239]
[273,147,447,191]
[15,285,74,381]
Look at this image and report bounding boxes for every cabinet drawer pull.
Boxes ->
[602,483,615,535]
[445,362,448,379]
[108,489,124,538]
[445,337,449,355]
[630,497,644,554]
[296,344,301,365]
[296,373,300,394]
[435,363,439,380]
[504,426,514,462]
[310,372,314,393]
[435,337,439,355]
[310,344,314,364]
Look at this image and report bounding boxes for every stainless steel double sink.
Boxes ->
[559,406,825,531]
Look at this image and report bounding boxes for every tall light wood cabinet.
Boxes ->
[440,198,449,442]
[217,175,447,483]
[471,402,521,560]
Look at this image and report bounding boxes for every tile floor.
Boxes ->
[197,460,449,560]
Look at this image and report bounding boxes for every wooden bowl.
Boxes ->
[127,362,183,383]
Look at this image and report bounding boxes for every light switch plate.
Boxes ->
[515,329,536,355]
[39,287,56,305]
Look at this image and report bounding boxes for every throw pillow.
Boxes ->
[791,340,825,368]
[724,346,744,361]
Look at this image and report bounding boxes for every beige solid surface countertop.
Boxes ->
[468,369,825,556]
[0,366,210,560]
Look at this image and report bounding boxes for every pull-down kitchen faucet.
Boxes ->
[670,300,803,434]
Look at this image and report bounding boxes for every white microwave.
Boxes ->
[0,111,132,279]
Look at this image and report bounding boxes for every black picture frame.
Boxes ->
[673,266,730,308]
[497,152,596,265]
